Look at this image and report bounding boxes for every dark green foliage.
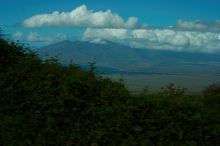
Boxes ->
[0,35,220,145]
[0,36,33,72]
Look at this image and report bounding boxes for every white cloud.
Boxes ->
[12,31,68,46]
[89,38,107,44]
[23,5,138,28]
[21,5,220,52]
[26,32,68,43]
[176,20,220,32]
[26,32,40,42]
[83,28,220,53]
[12,31,23,40]
[176,20,207,31]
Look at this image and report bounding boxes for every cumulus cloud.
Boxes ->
[81,19,220,53]
[176,20,220,32]
[83,28,220,53]
[23,5,138,28]
[21,5,220,53]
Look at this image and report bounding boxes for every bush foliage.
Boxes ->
[0,34,220,145]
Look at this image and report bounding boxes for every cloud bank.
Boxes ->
[26,32,68,43]
[176,20,220,32]
[23,5,138,28]
[22,4,220,53]
[83,28,220,53]
[12,31,68,46]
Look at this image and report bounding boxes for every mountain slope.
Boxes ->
[37,40,220,74]
[37,40,150,70]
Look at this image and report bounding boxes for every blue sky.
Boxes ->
[1,0,220,25]
[1,0,220,52]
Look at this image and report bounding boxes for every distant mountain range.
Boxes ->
[37,40,220,75]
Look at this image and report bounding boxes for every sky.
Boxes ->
[1,0,220,53]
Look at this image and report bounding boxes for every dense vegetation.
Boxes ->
[0,32,220,146]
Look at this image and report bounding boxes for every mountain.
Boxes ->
[37,40,220,75]
[37,40,147,71]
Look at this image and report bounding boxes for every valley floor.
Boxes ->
[103,73,220,94]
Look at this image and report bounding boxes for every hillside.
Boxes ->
[37,40,220,74]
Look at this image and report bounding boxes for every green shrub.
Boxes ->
[0,33,220,146]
